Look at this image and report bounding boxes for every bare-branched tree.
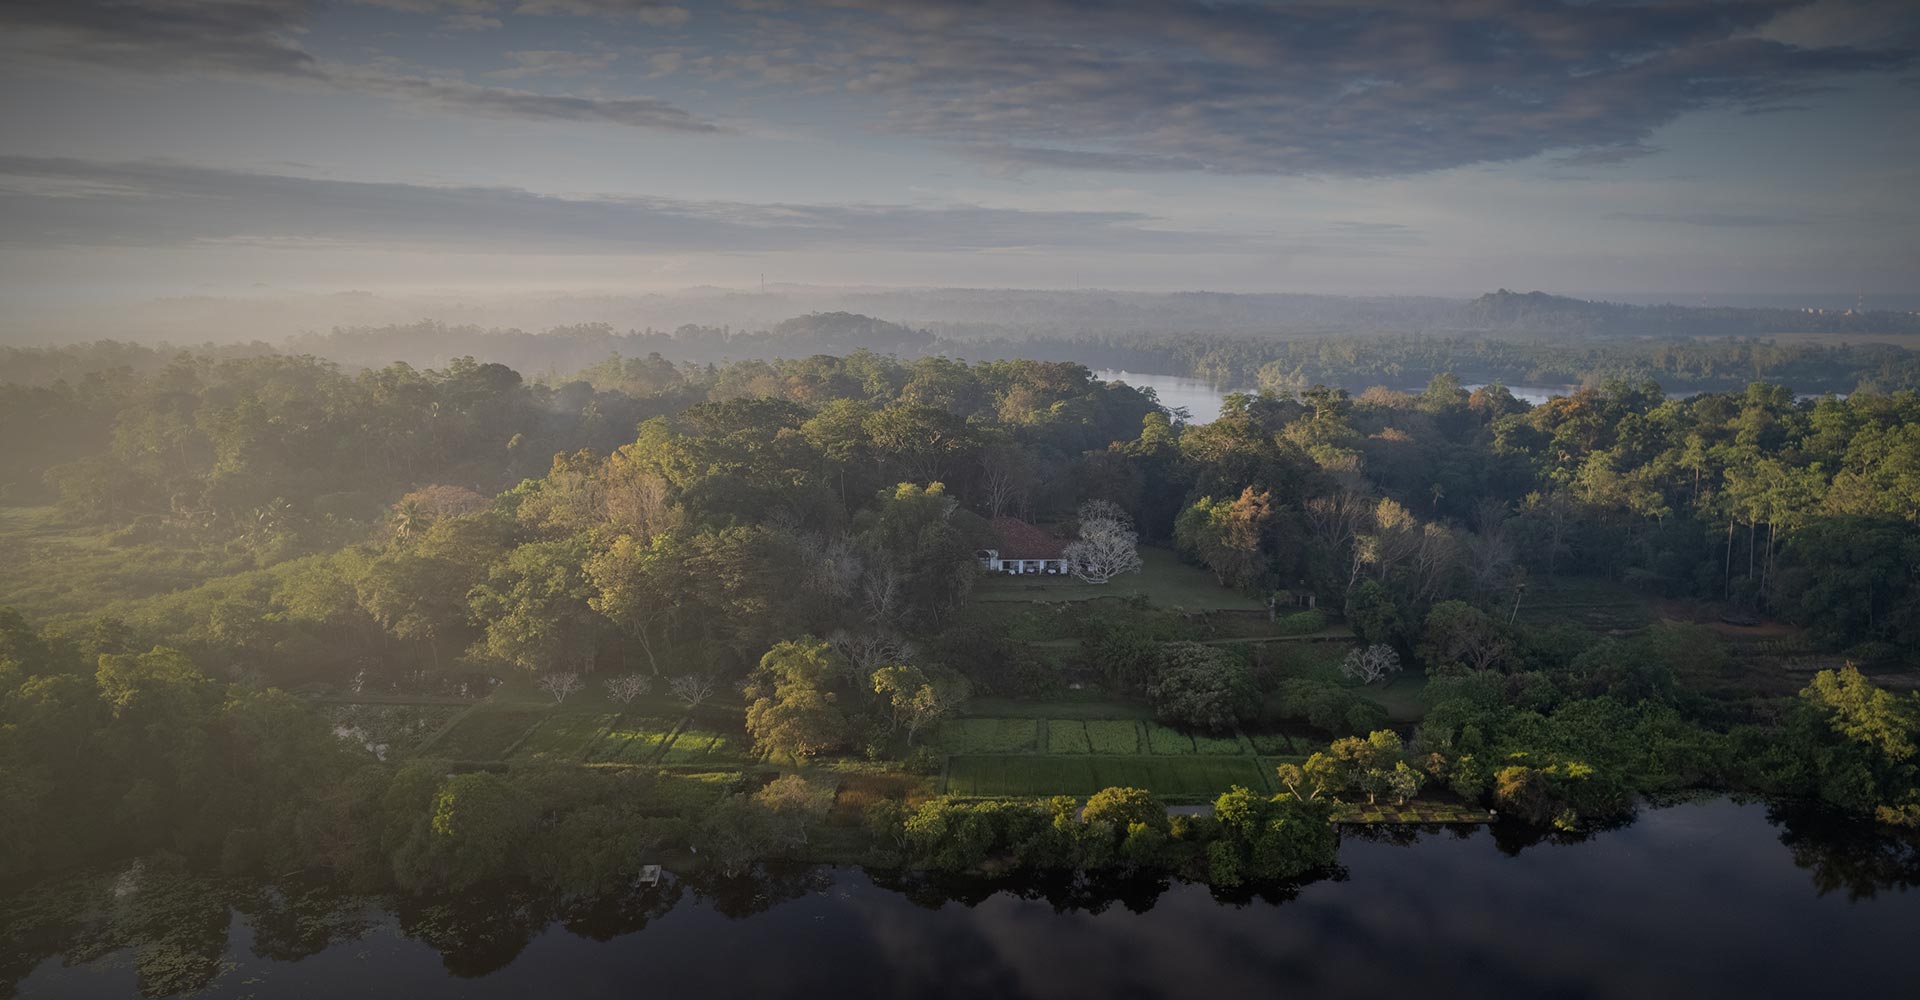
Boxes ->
[1340,644,1402,685]
[604,673,652,706]
[538,671,584,704]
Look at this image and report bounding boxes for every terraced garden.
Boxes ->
[946,755,1270,799]
[935,714,1325,800]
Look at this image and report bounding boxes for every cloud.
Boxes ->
[720,0,1917,176]
[488,50,623,80]
[340,71,724,131]
[0,157,1234,254]
[1755,0,1920,49]
[0,1,720,133]
[1554,143,1665,167]
[0,0,322,78]
[1609,210,1811,228]
[441,14,504,32]
[512,1,692,27]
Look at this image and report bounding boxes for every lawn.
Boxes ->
[946,754,1270,800]
[583,715,750,766]
[973,546,1263,610]
[424,707,546,760]
[1370,673,1430,723]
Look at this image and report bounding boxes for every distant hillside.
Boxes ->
[1462,289,1920,337]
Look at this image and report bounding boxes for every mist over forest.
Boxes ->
[5,0,1920,994]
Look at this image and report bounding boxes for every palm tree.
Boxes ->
[391,499,425,539]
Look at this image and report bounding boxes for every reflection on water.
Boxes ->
[1093,370,1250,424]
[1099,371,1840,422]
[6,799,1918,999]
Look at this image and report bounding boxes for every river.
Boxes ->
[7,798,1916,999]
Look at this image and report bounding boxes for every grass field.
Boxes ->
[512,709,616,761]
[0,504,274,621]
[427,707,545,760]
[585,716,751,766]
[1518,577,1656,633]
[946,754,1270,799]
[973,546,1263,610]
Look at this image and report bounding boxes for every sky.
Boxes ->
[1,0,1917,314]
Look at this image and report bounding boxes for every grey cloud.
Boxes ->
[0,1,720,133]
[512,0,692,26]
[0,157,1232,254]
[342,71,724,131]
[488,50,623,80]
[730,0,1917,176]
[1609,210,1810,227]
[1554,143,1665,167]
[0,0,322,78]
[442,14,504,31]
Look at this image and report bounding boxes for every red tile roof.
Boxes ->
[990,517,1066,559]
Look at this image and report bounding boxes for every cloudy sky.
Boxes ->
[2,0,1917,306]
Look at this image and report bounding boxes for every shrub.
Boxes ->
[1277,610,1326,635]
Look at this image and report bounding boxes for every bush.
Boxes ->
[1343,699,1389,735]
[1276,610,1326,635]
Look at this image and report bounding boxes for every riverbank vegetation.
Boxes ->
[3,343,1919,898]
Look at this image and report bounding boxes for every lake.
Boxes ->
[8,797,1917,998]
[1093,370,1569,421]
[1093,369,1251,424]
[1093,372,1835,422]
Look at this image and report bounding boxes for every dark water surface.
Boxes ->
[11,798,1918,999]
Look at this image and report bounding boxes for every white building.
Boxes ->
[977,517,1072,575]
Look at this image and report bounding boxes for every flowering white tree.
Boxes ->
[1064,500,1143,584]
[1340,644,1403,685]
[604,673,652,706]
[538,671,584,704]
[670,673,718,710]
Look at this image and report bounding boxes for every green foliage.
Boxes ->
[1174,488,1274,589]
[1276,610,1327,635]
[744,637,851,761]
[1206,786,1336,886]
[1146,642,1258,732]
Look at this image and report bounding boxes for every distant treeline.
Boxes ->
[7,300,1919,399]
